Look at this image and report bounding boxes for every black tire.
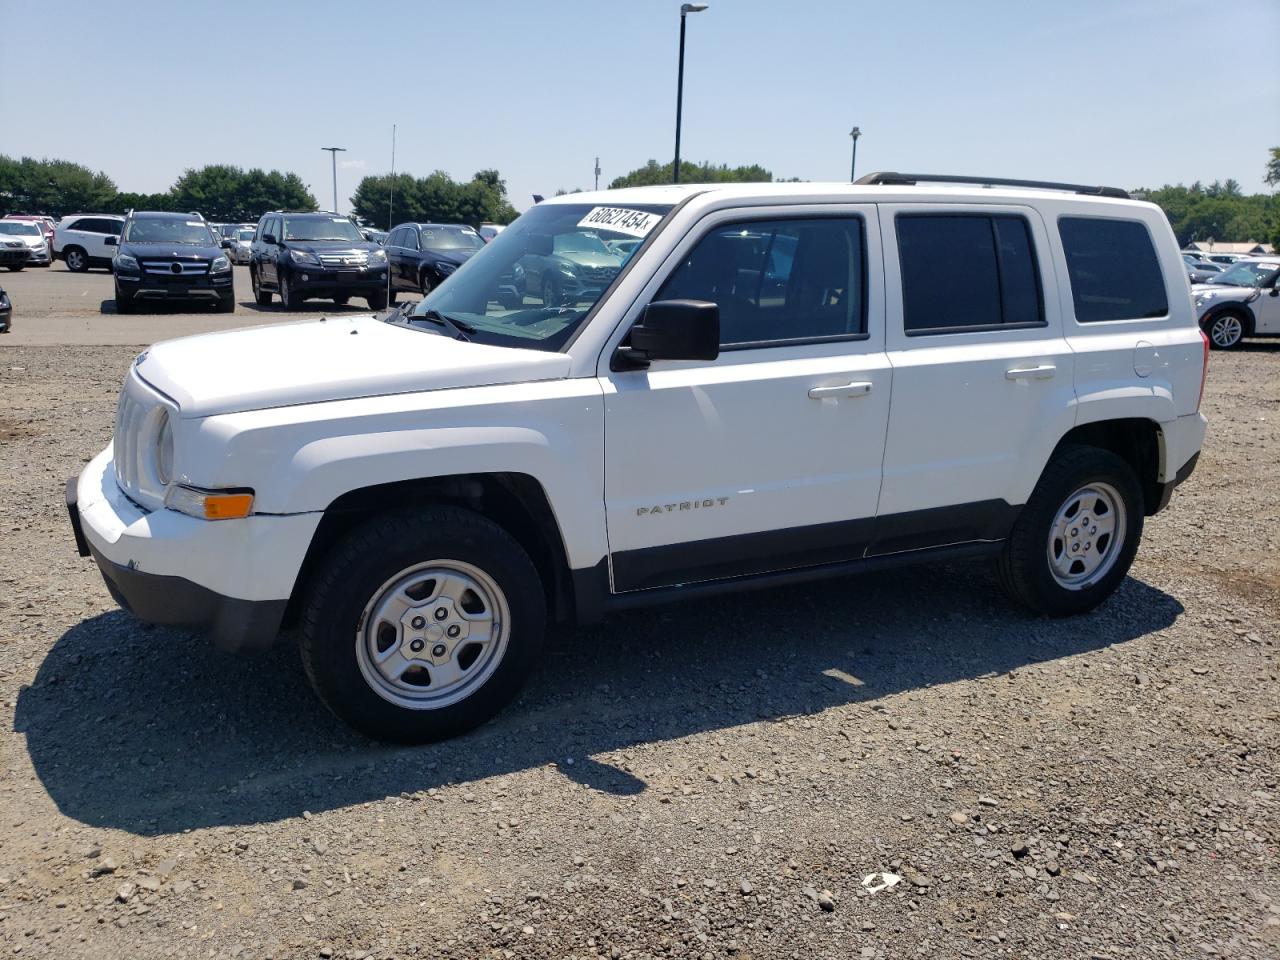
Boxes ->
[216,295,235,314]
[1203,309,1247,350]
[114,293,136,314]
[333,295,350,306]
[366,290,388,311]
[997,444,1143,617]
[64,247,88,272]
[6,265,23,272]
[251,268,272,306]
[541,275,560,308]
[299,506,546,743]
[388,286,398,305]
[419,270,433,296]
[279,271,300,310]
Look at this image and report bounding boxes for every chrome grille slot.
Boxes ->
[140,259,211,276]
[318,251,368,267]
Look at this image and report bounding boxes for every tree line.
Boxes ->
[349,170,517,229]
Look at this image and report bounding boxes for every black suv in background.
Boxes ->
[384,222,484,301]
[250,212,389,310]
[109,211,234,314]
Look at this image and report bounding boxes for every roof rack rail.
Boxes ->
[854,172,1130,200]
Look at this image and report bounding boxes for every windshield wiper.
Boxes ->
[416,309,476,342]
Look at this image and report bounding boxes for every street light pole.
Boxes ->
[321,146,347,213]
[673,3,709,185]
[849,126,861,182]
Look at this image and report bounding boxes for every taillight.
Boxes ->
[1197,328,1210,412]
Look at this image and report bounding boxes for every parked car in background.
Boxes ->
[1205,253,1246,265]
[478,222,505,243]
[1193,257,1280,349]
[4,214,56,252]
[0,220,51,266]
[110,211,234,314]
[249,211,388,310]
[54,214,124,271]
[0,286,10,332]
[516,228,626,307]
[227,227,255,264]
[385,222,484,300]
[0,236,31,271]
[1186,261,1223,284]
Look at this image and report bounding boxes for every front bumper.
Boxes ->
[69,447,321,652]
[116,272,233,303]
[0,249,30,267]
[291,263,387,294]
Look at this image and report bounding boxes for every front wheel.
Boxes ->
[299,506,546,742]
[366,290,388,311]
[6,265,23,272]
[1204,311,1246,350]
[64,247,88,272]
[997,445,1143,617]
[279,271,300,310]
[252,268,272,306]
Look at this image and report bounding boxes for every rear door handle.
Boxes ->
[808,381,873,399]
[1005,364,1056,381]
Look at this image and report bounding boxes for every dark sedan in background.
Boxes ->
[384,222,485,301]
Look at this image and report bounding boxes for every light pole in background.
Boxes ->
[849,127,862,182]
[673,3,709,185]
[321,146,347,213]
[594,156,601,191]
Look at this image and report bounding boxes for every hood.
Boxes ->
[558,251,624,270]
[1191,282,1254,298]
[283,239,383,257]
[424,247,479,267]
[135,314,572,419]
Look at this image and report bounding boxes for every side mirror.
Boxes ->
[220,239,233,248]
[262,233,276,245]
[104,236,117,247]
[617,299,720,368]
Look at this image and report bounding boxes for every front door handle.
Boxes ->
[1005,364,1056,381]
[808,381,873,399]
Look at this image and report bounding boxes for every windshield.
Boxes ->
[1210,261,1279,286]
[401,201,672,351]
[422,227,485,253]
[0,222,41,236]
[123,218,216,244]
[283,216,364,242]
[237,229,255,241]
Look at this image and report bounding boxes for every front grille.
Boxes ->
[140,260,210,276]
[580,266,618,283]
[318,252,368,267]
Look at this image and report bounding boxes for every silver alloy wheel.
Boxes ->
[1046,481,1126,590]
[1209,313,1243,348]
[355,560,511,710]
[66,249,85,271]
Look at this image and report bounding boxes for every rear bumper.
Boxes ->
[1152,412,1207,513]
[70,447,321,652]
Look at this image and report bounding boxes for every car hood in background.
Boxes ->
[118,242,224,260]
[280,239,384,257]
[135,315,571,419]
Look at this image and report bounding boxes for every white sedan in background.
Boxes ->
[0,220,51,266]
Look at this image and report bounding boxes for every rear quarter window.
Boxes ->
[1059,217,1168,322]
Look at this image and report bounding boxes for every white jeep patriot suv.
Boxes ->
[68,174,1209,742]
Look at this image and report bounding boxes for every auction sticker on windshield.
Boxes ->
[577,207,663,239]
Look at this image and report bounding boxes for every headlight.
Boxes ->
[210,255,231,273]
[156,410,174,486]
[165,484,255,520]
[366,248,387,265]
[115,253,139,271]
[290,249,320,266]
[435,260,457,276]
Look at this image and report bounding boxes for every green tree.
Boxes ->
[608,159,773,189]
[170,165,316,221]
[1266,147,1280,189]
[350,170,517,229]
[1140,182,1279,247]
[0,155,117,218]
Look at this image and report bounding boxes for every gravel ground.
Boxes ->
[0,294,1277,959]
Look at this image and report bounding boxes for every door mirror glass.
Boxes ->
[623,299,720,365]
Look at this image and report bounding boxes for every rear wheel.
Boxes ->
[997,445,1143,617]
[251,268,272,306]
[1205,310,1246,350]
[419,271,433,296]
[64,247,88,272]
[299,506,545,742]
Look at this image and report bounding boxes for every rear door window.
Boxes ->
[1058,217,1168,322]
[896,214,1044,334]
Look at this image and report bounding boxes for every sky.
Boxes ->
[2,0,1277,215]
